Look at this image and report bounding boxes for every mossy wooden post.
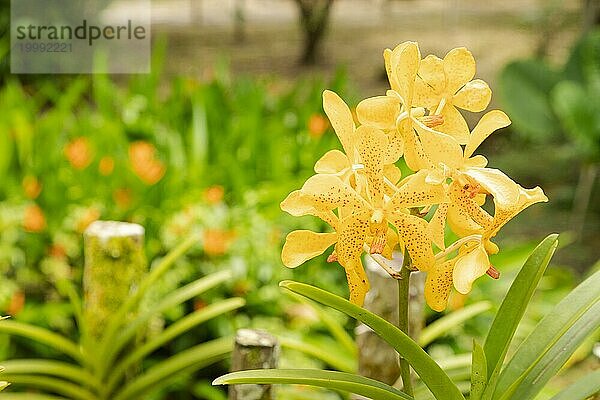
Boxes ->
[354,254,425,398]
[83,221,146,342]
[229,329,279,400]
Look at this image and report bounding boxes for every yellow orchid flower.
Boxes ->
[281,125,446,305]
[413,48,492,144]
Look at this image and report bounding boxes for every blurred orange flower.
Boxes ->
[204,185,225,204]
[49,243,67,260]
[113,188,133,209]
[23,204,46,232]
[129,141,166,185]
[307,113,329,138]
[202,229,235,257]
[7,291,25,316]
[64,137,93,170]
[22,175,42,199]
[76,207,101,233]
[99,156,115,176]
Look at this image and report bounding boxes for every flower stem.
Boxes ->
[398,253,414,396]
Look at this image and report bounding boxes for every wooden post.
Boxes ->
[83,221,146,341]
[354,253,425,398]
[229,329,279,400]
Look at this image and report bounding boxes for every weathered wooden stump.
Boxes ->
[83,221,146,341]
[229,329,279,400]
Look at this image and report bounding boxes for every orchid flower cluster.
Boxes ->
[280,42,547,312]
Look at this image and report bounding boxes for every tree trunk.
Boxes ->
[294,0,334,65]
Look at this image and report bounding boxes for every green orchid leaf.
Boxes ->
[98,234,203,368]
[98,269,231,379]
[470,340,487,400]
[278,336,356,373]
[548,369,600,400]
[481,234,558,398]
[106,297,245,394]
[112,337,232,400]
[493,268,600,400]
[1,359,100,390]
[0,321,83,364]
[280,281,465,400]
[0,375,95,400]
[0,394,69,400]
[418,301,492,347]
[213,369,414,400]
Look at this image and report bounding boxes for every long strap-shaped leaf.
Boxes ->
[0,321,83,364]
[280,281,465,400]
[113,336,233,400]
[1,359,100,390]
[481,234,559,398]
[493,268,600,400]
[0,394,68,400]
[97,270,231,379]
[213,369,414,400]
[548,369,600,400]
[0,375,95,400]
[105,297,245,394]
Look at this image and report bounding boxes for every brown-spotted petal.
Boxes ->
[425,259,455,312]
[436,104,470,144]
[282,230,338,268]
[388,212,435,272]
[443,47,476,94]
[323,90,356,157]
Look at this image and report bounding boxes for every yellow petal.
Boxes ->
[315,149,351,174]
[336,212,371,305]
[447,203,484,237]
[414,118,464,169]
[453,79,492,112]
[390,42,421,106]
[301,174,368,211]
[384,164,402,185]
[425,259,455,312]
[280,190,339,228]
[398,119,431,171]
[453,244,490,294]
[464,155,488,168]
[357,126,388,208]
[463,167,521,209]
[488,185,548,238]
[429,202,449,250]
[448,180,493,230]
[323,90,356,157]
[343,257,370,305]
[464,110,511,159]
[385,130,404,164]
[389,170,447,210]
[384,48,399,93]
[388,212,435,271]
[356,96,400,130]
[396,170,448,206]
[414,54,445,109]
[282,230,338,268]
[382,227,399,259]
[436,104,470,144]
[443,47,476,94]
